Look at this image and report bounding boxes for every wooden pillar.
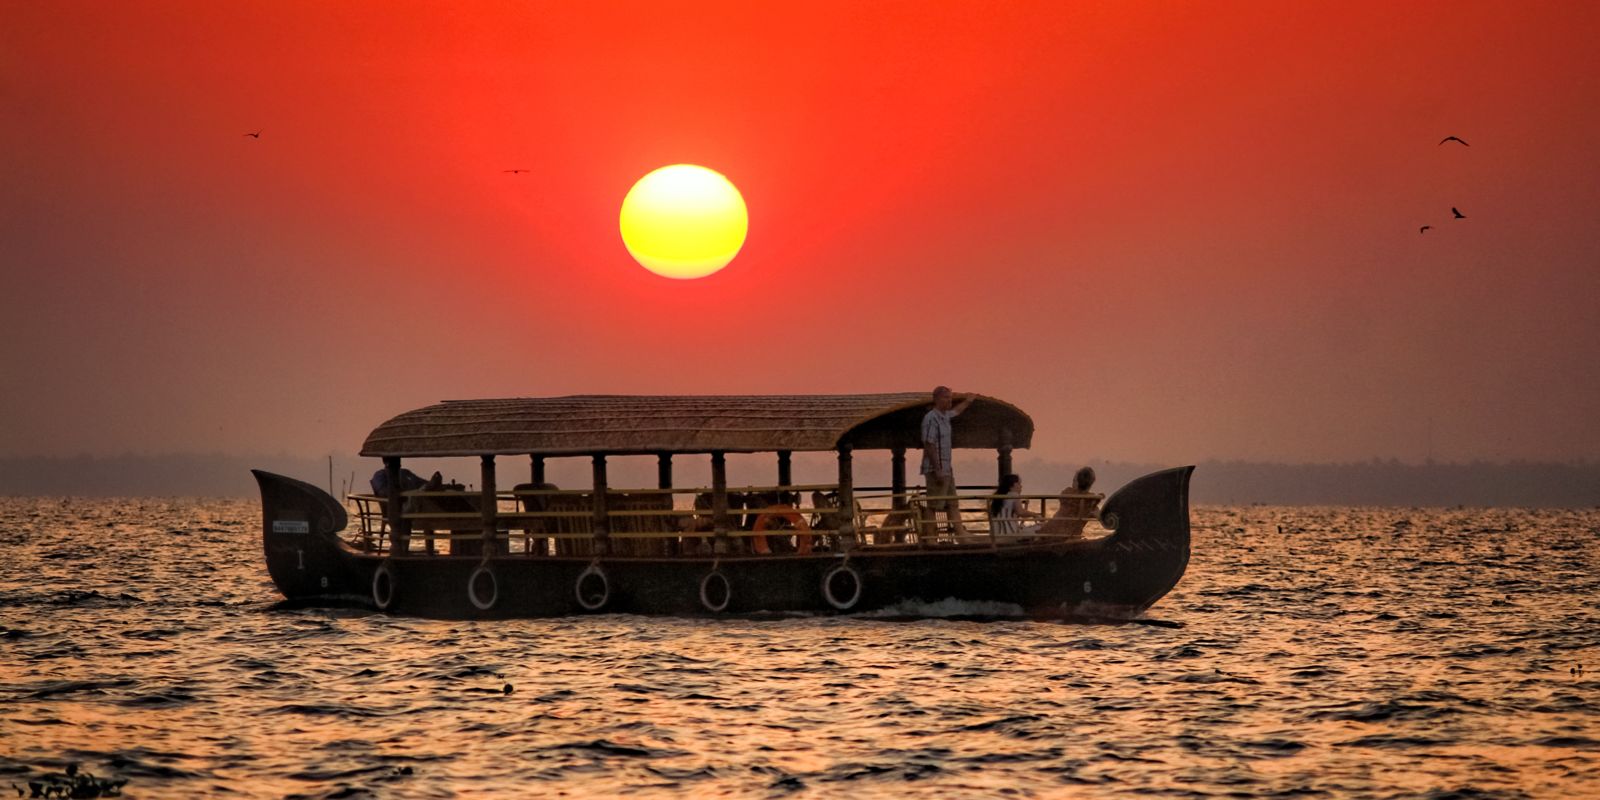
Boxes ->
[530,454,545,485]
[710,451,730,554]
[657,453,673,490]
[890,446,907,510]
[655,453,675,556]
[480,455,498,554]
[837,444,855,547]
[997,428,1014,484]
[776,450,792,496]
[591,454,610,555]
[383,457,408,555]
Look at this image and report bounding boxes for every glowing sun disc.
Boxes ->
[620,164,748,279]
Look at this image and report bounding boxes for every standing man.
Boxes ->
[921,386,974,536]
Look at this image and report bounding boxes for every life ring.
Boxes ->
[371,559,396,610]
[699,570,731,613]
[821,564,862,611]
[575,563,610,611]
[752,507,813,555]
[467,562,498,611]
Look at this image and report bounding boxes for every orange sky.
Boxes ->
[3,1,1598,464]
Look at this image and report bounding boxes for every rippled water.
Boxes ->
[1,498,1597,798]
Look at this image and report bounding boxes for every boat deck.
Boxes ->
[344,484,1107,557]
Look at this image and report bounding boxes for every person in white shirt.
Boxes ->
[921,386,974,535]
[988,473,1043,537]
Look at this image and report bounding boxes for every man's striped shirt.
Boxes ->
[921,408,953,475]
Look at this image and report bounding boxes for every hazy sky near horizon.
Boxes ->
[3,1,1598,465]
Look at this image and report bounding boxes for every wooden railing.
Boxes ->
[346,486,1105,556]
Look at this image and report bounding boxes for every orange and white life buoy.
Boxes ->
[752,507,813,555]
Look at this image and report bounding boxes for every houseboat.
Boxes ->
[253,393,1193,619]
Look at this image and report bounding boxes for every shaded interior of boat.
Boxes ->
[347,393,1106,560]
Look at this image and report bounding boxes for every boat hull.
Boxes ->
[251,466,1193,620]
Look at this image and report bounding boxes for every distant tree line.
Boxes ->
[1014,457,1600,508]
[0,453,344,497]
[0,453,1596,507]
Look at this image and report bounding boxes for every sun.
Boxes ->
[619,164,748,279]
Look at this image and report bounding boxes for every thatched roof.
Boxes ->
[360,393,1033,457]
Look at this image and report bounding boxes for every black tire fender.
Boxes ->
[699,570,731,613]
[821,564,862,611]
[468,562,498,611]
[575,563,610,611]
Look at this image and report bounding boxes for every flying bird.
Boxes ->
[1420,225,1432,234]
[1439,136,1469,147]
[244,130,262,138]
[503,169,530,174]
[1452,207,1466,219]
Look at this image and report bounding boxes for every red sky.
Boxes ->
[3,1,1598,465]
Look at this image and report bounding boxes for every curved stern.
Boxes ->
[252,470,367,606]
[1088,465,1194,615]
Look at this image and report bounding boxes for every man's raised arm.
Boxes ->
[950,394,976,417]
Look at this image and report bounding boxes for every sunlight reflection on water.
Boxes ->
[1,499,1596,798]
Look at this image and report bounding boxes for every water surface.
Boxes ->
[1,499,1596,798]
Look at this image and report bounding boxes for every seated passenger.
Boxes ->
[678,492,717,555]
[370,467,426,496]
[810,489,855,549]
[408,472,476,555]
[514,482,559,557]
[367,468,427,552]
[1036,467,1099,539]
[730,492,758,554]
[679,492,714,532]
[872,507,919,545]
[988,473,1042,537]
